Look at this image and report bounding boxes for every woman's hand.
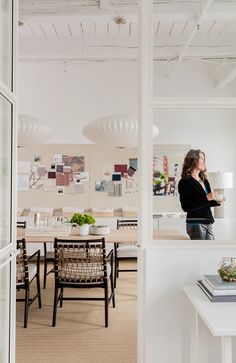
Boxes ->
[207,192,216,201]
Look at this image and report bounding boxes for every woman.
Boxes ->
[178,149,221,240]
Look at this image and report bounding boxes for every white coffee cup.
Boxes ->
[215,192,224,202]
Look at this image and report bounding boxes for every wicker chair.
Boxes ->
[114,219,138,288]
[52,238,115,328]
[16,239,42,328]
[17,221,26,229]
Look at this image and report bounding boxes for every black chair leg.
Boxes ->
[114,258,120,288]
[110,274,115,308]
[105,282,108,328]
[114,261,117,288]
[116,259,119,278]
[43,243,47,289]
[36,271,42,308]
[24,289,30,328]
[52,285,59,327]
[59,288,63,307]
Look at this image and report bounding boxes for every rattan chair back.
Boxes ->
[16,239,29,285]
[54,238,108,284]
[117,219,138,230]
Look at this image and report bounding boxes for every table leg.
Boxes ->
[190,310,199,363]
[221,336,232,363]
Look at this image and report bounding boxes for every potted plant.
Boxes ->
[70,213,95,236]
[153,171,168,195]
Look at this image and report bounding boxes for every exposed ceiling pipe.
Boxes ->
[216,65,236,89]
[168,0,215,78]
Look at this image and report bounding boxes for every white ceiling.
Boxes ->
[19,0,236,59]
[18,0,236,87]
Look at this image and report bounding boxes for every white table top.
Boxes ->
[184,285,236,336]
[17,228,189,243]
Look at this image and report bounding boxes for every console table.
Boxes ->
[184,285,236,363]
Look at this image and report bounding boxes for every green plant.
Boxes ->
[70,213,95,226]
[153,171,168,186]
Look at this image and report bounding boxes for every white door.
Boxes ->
[0,0,17,362]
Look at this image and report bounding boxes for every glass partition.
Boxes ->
[0,94,12,248]
[153,108,236,241]
[152,0,236,99]
[0,262,10,362]
[0,0,13,89]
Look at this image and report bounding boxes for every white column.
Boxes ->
[138,0,153,362]
[221,336,232,363]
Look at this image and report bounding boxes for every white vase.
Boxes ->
[78,224,90,236]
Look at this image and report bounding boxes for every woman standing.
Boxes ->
[178,149,221,240]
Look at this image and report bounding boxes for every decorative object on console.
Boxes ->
[198,273,236,302]
[218,257,236,281]
[208,172,233,218]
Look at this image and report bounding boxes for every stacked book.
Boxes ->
[198,275,236,302]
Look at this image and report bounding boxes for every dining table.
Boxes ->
[17,228,189,243]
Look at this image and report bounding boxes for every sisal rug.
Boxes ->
[16,262,137,363]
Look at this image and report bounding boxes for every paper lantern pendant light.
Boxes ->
[18,114,53,147]
[83,115,159,148]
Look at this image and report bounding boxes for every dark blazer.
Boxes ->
[178,176,219,224]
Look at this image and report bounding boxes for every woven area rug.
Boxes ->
[16,262,137,363]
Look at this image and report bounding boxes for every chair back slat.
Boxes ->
[16,239,29,285]
[117,219,138,230]
[54,238,107,284]
[17,221,26,229]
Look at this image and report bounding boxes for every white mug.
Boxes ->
[214,191,224,202]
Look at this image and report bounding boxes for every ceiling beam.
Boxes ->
[19,33,236,58]
[216,65,236,89]
[168,0,215,78]
[19,3,236,21]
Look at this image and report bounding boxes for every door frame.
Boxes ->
[137,1,236,362]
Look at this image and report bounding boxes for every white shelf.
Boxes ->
[184,285,236,336]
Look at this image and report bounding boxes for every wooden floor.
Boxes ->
[16,262,137,363]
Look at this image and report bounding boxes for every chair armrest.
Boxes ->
[28,250,41,272]
[106,249,113,260]
[106,249,114,277]
[27,250,40,262]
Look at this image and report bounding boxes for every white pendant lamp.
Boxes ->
[18,114,53,147]
[83,115,159,148]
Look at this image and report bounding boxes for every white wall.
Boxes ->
[154,60,236,98]
[145,241,236,363]
[154,108,236,218]
[18,60,138,144]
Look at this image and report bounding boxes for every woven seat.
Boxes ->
[114,219,138,288]
[16,239,42,328]
[52,238,115,328]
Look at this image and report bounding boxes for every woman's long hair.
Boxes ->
[181,149,207,180]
